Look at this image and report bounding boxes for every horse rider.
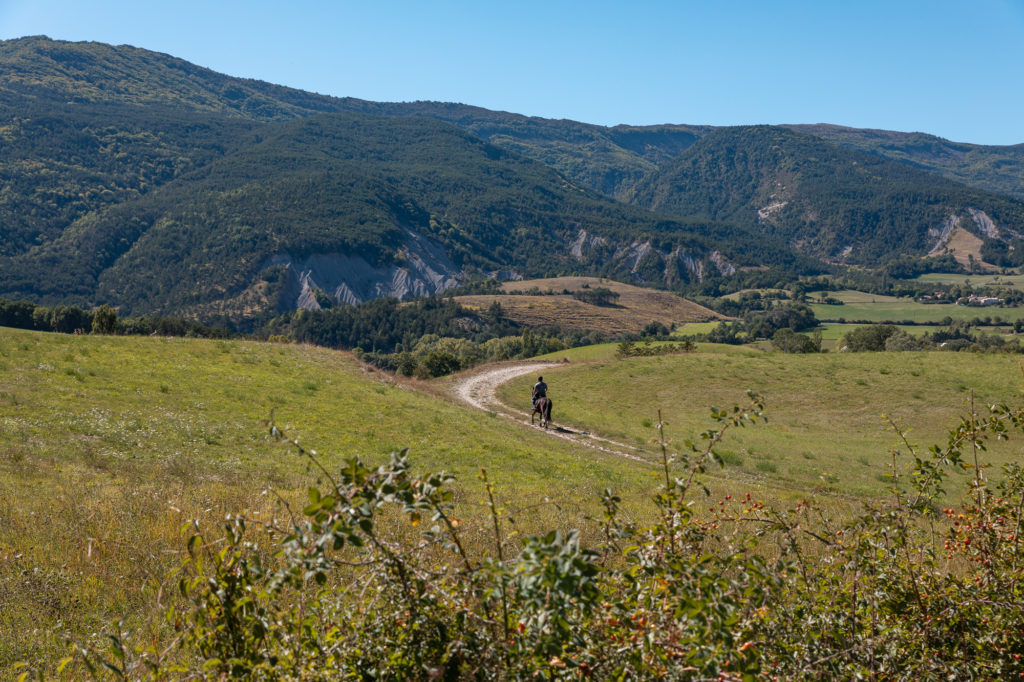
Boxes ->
[532,376,547,408]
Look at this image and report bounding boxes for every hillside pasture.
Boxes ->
[455,276,723,335]
[938,226,999,271]
[720,288,790,300]
[6,326,1024,674]
[672,321,724,336]
[0,328,659,672]
[500,349,1024,499]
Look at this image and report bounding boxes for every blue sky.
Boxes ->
[2,0,1022,145]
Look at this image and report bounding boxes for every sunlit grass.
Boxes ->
[914,272,1024,289]
[809,289,1024,323]
[0,328,662,671]
[7,327,1017,672]
[500,348,1024,500]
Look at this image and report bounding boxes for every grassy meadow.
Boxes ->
[809,289,1024,323]
[816,323,931,340]
[672,321,724,336]
[502,349,1024,499]
[0,328,659,672]
[914,272,1024,289]
[8,325,1024,673]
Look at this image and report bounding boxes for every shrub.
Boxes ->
[571,287,619,307]
[771,327,818,353]
[842,324,898,351]
[616,339,695,358]
[743,303,817,338]
[883,329,925,351]
[90,305,119,335]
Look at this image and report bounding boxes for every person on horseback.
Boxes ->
[532,376,547,408]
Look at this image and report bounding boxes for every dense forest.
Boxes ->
[788,124,1024,201]
[0,109,754,321]
[627,126,1024,264]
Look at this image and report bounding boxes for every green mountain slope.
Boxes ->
[5,35,1024,323]
[0,109,760,321]
[5,36,1021,207]
[1,36,713,198]
[326,98,711,197]
[0,96,256,259]
[0,35,348,120]
[1,36,777,320]
[788,124,1024,201]
[626,126,1024,264]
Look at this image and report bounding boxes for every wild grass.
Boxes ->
[500,349,1024,499]
[536,340,762,363]
[0,328,662,672]
[7,327,1018,673]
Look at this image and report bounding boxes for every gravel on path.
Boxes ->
[452,362,654,465]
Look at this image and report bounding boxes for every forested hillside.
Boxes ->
[0,99,751,323]
[788,124,1024,201]
[0,36,709,198]
[626,126,1024,264]
[3,36,1024,325]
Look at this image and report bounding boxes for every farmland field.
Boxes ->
[809,289,1024,323]
[914,272,1024,289]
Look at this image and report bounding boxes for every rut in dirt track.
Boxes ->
[452,362,654,465]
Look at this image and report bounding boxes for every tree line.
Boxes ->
[0,297,230,338]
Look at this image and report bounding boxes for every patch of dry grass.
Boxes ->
[456,276,724,334]
[940,227,999,271]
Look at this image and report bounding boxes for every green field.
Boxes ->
[534,340,763,363]
[914,272,1024,289]
[501,349,1024,499]
[809,289,1024,323]
[0,328,657,672]
[719,288,789,301]
[8,327,1024,674]
[816,323,931,340]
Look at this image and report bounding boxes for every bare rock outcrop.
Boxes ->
[267,227,462,310]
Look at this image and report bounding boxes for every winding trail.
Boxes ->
[452,362,655,465]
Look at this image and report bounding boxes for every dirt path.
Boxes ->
[452,362,654,465]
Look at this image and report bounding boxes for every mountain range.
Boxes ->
[2,35,1024,324]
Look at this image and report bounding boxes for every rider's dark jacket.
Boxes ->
[532,381,547,404]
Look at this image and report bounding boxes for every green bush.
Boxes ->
[771,327,818,353]
[841,324,898,351]
[883,329,926,351]
[90,304,119,335]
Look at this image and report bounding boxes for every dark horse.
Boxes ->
[531,397,552,429]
